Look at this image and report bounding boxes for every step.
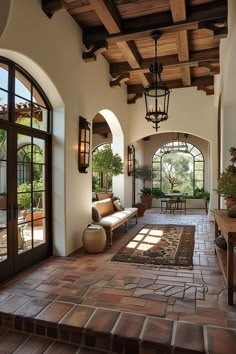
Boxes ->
[0,298,236,354]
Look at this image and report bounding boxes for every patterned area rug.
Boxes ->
[111,224,195,267]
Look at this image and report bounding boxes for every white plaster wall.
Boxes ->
[0,0,130,255]
[218,0,236,208]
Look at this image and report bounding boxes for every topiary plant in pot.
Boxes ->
[132,164,156,208]
[215,147,236,209]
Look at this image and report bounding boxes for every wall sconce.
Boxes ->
[128,145,135,176]
[78,116,91,173]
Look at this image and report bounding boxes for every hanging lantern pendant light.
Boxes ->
[144,30,171,131]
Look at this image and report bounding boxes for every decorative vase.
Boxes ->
[82,225,106,253]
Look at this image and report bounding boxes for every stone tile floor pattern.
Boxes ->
[0,209,236,352]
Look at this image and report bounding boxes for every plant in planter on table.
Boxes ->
[214,147,236,249]
[215,146,236,211]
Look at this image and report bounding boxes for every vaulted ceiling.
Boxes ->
[42,0,227,107]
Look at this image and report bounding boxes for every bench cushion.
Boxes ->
[94,208,137,227]
[95,198,114,217]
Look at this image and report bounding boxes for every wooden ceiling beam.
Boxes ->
[116,40,142,69]
[170,0,186,23]
[181,66,191,86]
[88,0,121,34]
[139,73,149,88]
[127,76,214,94]
[83,2,227,46]
[170,0,190,86]
[110,48,219,76]
[176,30,189,62]
[88,1,142,69]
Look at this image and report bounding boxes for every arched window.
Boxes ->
[152,140,204,194]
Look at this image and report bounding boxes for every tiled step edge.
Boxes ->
[0,305,236,354]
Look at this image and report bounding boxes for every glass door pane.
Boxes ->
[0,128,7,262]
[17,134,47,254]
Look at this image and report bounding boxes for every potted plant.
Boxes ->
[132,164,156,208]
[18,179,43,225]
[215,146,236,209]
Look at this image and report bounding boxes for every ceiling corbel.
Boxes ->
[83,41,108,62]
[198,20,228,39]
[197,86,214,95]
[41,0,68,18]
[110,73,130,88]
[199,61,220,75]
[127,93,143,104]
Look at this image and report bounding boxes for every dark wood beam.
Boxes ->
[110,73,130,87]
[41,0,68,18]
[83,2,227,46]
[92,121,111,136]
[89,0,121,34]
[83,41,108,62]
[110,48,219,76]
[127,76,214,94]
[127,92,143,104]
[197,86,214,95]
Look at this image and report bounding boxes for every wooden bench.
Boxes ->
[214,209,236,305]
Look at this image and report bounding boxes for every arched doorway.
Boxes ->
[92,109,125,202]
[0,57,52,281]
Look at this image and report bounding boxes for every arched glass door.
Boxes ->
[0,58,52,281]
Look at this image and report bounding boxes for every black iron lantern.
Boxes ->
[78,116,90,173]
[144,30,171,131]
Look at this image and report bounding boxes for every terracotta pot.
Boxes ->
[225,198,236,210]
[140,195,152,209]
[133,203,148,217]
[25,211,43,226]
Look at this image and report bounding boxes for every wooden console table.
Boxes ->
[214,209,236,305]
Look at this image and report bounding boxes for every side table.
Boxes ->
[82,225,106,253]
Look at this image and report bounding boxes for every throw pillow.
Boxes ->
[113,199,124,211]
[92,206,101,222]
[227,205,236,218]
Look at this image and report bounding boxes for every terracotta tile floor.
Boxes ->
[0,208,236,352]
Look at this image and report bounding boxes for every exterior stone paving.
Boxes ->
[0,209,236,353]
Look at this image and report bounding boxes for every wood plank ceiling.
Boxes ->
[42,0,227,106]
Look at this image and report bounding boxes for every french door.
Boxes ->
[0,122,51,282]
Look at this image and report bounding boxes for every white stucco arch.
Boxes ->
[0,50,67,256]
[97,109,125,202]
[0,1,12,40]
